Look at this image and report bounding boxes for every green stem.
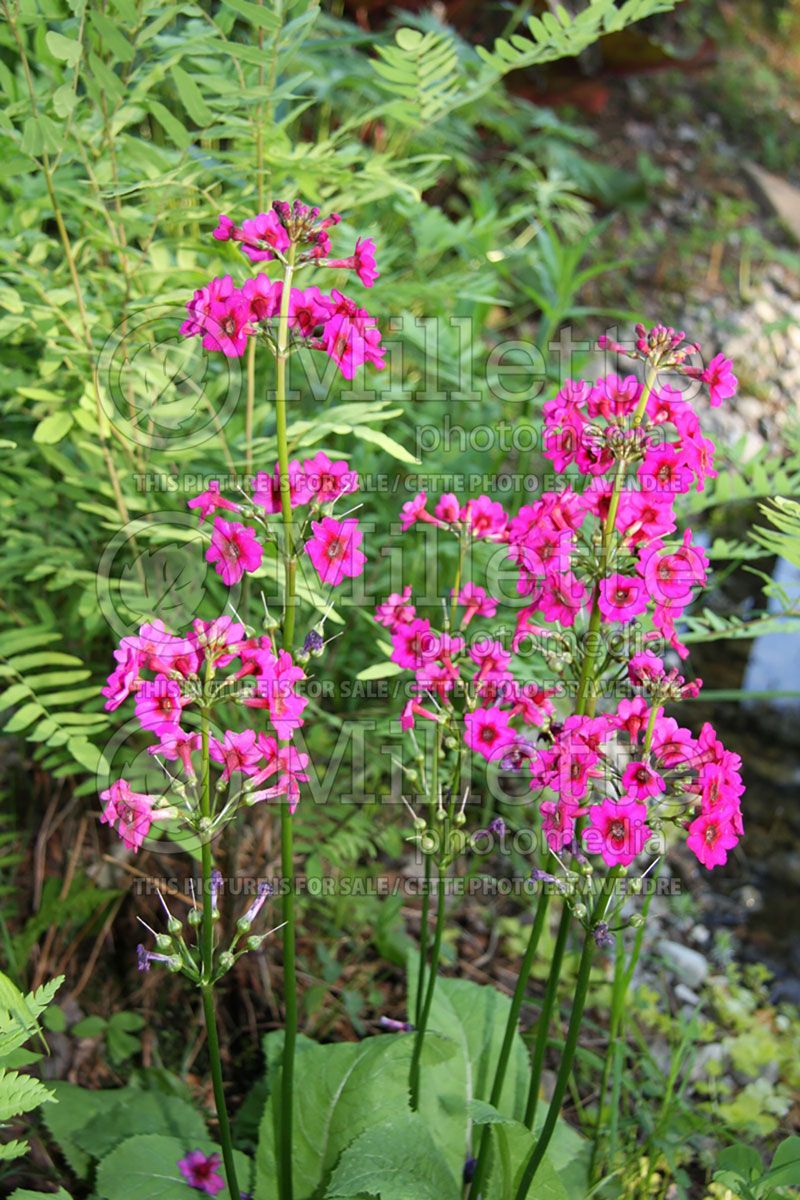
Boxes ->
[524,902,571,1130]
[513,869,622,1200]
[415,854,432,1027]
[199,703,240,1200]
[274,246,298,1200]
[275,246,297,651]
[201,987,240,1200]
[278,802,296,1200]
[469,883,552,1199]
[409,865,447,1110]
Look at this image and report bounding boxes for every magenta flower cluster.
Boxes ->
[100,615,310,852]
[180,201,383,378]
[187,450,365,590]
[377,327,744,872]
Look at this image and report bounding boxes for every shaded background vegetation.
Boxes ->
[1,0,799,1195]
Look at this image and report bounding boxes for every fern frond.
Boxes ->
[751,497,800,567]
[0,624,107,774]
[373,27,464,124]
[476,0,680,75]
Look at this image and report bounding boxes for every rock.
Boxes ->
[689,1041,726,1082]
[744,161,800,245]
[657,939,710,990]
[675,983,701,1006]
[691,924,711,946]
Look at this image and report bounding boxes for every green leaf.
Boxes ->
[485,1118,569,1200]
[53,84,78,118]
[350,424,418,463]
[254,1033,454,1200]
[33,412,74,445]
[172,66,213,127]
[0,1069,55,1121]
[71,1015,107,1038]
[73,1090,207,1159]
[45,31,82,68]
[355,661,404,681]
[764,1135,800,1187]
[96,1133,250,1200]
[9,1189,73,1199]
[44,1082,106,1179]
[325,1112,460,1199]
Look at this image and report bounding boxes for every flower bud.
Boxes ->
[217,951,235,972]
[155,933,173,952]
[412,816,427,832]
[629,913,645,928]
[449,830,467,856]
[167,916,183,936]
[573,903,587,921]
[188,908,203,927]
[454,812,467,827]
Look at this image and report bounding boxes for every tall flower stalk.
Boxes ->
[377,323,743,1195]
[95,202,383,1200]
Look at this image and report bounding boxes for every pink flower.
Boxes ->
[541,798,584,853]
[288,286,331,336]
[400,492,441,531]
[390,618,435,670]
[187,481,240,523]
[253,461,313,512]
[200,285,252,358]
[209,729,262,781]
[628,651,665,688]
[318,290,384,379]
[598,574,648,623]
[102,638,142,711]
[177,1149,225,1196]
[621,760,665,801]
[375,586,416,630]
[135,675,187,735]
[244,650,308,740]
[461,495,507,539]
[99,780,158,852]
[148,729,200,776]
[686,806,740,868]
[243,273,282,322]
[615,696,650,745]
[207,518,263,586]
[239,209,291,262]
[322,237,379,287]
[456,582,498,627]
[400,698,440,732]
[193,616,246,664]
[584,798,652,867]
[302,451,357,505]
[304,517,366,586]
[427,493,455,524]
[212,214,235,241]
[464,706,516,762]
[701,353,737,408]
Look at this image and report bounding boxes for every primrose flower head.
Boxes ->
[177,1149,226,1195]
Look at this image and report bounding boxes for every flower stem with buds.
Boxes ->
[199,693,240,1200]
[274,243,298,1200]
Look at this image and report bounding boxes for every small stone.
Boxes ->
[691,924,711,946]
[675,983,700,1006]
[657,939,709,990]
